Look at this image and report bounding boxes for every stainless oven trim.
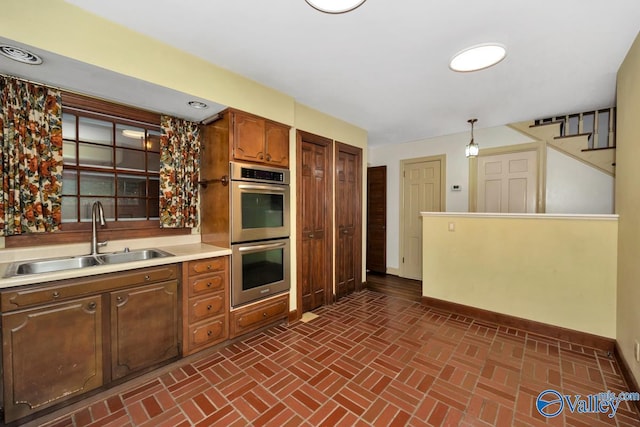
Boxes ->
[230,181,290,243]
[231,238,290,308]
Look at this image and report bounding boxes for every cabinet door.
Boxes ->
[111,281,179,380]
[264,121,290,168]
[232,111,265,163]
[2,297,103,423]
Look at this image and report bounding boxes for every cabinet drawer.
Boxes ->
[188,294,225,323]
[187,258,226,276]
[188,272,225,297]
[187,318,227,349]
[230,294,288,338]
[1,265,178,312]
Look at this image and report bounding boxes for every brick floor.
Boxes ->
[28,290,640,426]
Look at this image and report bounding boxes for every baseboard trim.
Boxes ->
[421,296,615,352]
[386,267,400,276]
[288,309,298,323]
[614,342,640,416]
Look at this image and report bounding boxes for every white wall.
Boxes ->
[369,125,615,272]
[546,147,614,214]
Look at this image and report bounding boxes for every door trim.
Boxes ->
[468,141,546,213]
[335,142,363,296]
[296,130,333,317]
[399,155,446,279]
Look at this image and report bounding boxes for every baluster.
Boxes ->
[609,107,615,148]
[593,110,599,149]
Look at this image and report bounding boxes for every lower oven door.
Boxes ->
[231,238,290,307]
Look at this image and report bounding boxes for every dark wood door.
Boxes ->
[110,281,179,380]
[297,131,332,313]
[335,142,362,300]
[2,296,103,423]
[367,166,387,273]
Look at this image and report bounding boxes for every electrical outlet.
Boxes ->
[635,340,640,363]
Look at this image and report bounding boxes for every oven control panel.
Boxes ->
[230,162,290,185]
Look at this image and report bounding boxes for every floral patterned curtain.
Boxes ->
[160,115,200,228]
[0,76,63,236]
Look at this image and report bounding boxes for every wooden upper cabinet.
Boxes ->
[264,121,290,167]
[230,109,290,168]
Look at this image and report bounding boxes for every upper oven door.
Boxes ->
[231,181,290,243]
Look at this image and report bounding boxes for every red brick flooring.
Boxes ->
[29,290,640,426]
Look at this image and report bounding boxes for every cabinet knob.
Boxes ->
[259,153,264,160]
[207,304,212,311]
[207,330,212,336]
[206,282,212,288]
[308,233,314,238]
[52,291,60,298]
[144,275,150,281]
[266,154,272,161]
[88,302,97,310]
[263,312,267,318]
[343,229,348,234]
[207,264,212,270]
[116,296,124,302]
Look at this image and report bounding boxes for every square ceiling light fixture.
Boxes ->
[450,43,506,72]
[305,0,367,13]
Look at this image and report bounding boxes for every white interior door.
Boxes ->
[402,159,441,280]
[478,150,537,213]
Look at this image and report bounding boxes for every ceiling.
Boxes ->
[5,1,640,146]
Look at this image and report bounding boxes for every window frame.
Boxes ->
[6,92,190,249]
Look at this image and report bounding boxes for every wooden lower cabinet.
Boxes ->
[2,296,103,423]
[0,265,179,424]
[230,293,289,338]
[110,281,179,380]
[182,256,229,356]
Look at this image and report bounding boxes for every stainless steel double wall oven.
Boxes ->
[230,162,290,307]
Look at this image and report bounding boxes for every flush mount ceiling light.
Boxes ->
[450,44,506,72]
[0,45,43,65]
[305,0,367,13]
[188,101,208,109]
[465,118,479,158]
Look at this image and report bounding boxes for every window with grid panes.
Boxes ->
[61,112,161,223]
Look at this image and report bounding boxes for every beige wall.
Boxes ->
[0,0,368,312]
[616,31,640,384]
[422,213,618,338]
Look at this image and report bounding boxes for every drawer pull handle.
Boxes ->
[207,330,212,336]
[52,291,60,298]
[88,302,97,310]
[207,304,212,310]
[207,282,212,288]
[263,312,267,317]
[144,275,150,281]
[207,264,212,270]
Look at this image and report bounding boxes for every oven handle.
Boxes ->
[238,242,287,253]
[237,184,287,192]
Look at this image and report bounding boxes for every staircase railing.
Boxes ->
[534,107,616,150]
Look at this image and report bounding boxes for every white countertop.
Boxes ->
[0,239,231,289]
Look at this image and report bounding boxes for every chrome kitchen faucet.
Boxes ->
[90,201,108,255]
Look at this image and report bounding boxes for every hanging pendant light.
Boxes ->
[465,118,479,158]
